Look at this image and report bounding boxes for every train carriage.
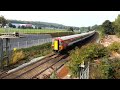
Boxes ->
[52,30,95,52]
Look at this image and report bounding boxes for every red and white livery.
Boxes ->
[52,30,95,52]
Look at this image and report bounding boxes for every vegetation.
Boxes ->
[108,42,120,53]
[50,70,59,79]
[68,43,109,77]
[10,51,26,65]
[102,20,115,35]
[0,28,68,34]
[90,58,120,79]
[9,42,52,66]
[97,25,105,39]
[68,41,120,79]
[8,20,80,30]
[67,27,74,32]
[113,15,120,37]
[97,15,120,38]
[0,16,7,27]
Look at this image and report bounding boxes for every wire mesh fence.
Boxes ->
[79,62,89,79]
[10,38,52,50]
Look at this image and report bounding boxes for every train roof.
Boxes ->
[56,30,95,40]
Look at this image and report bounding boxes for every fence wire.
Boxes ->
[9,38,52,50]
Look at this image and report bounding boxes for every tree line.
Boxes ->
[97,14,120,37]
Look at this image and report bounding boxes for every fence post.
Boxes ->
[38,39,39,45]
[32,40,34,46]
[87,62,89,79]
[26,41,27,48]
[42,39,44,44]
[18,42,19,49]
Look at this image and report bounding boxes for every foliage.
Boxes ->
[68,43,109,77]
[10,51,26,65]
[90,58,120,79]
[110,58,120,79]
[97,25,105,39]
[8,23,13,27]
[0,16,7,27]
[108,42,120,53]
[67,27,74,32]
[102,20,115,35]
[50,32,74,37]
[50,70,59,79]
[18,42,52,60]
[113,15,120,37]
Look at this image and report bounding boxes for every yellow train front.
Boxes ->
[51,38,66,53]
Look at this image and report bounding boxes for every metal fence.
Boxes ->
[79,62,89,79]
[3,38,52,51]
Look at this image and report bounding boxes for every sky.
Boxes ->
[0,11,120,27]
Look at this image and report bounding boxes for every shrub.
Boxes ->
[10,51,26,65]
[80,43,109,61]
[17,42,52,60]
[108,42,120,53]
[68,43,109,77]
[90,57,120,79]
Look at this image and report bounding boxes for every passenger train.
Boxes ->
[52,30,95,52]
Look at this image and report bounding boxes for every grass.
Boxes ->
[0,28,69,34]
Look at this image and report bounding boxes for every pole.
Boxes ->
[0,39,3,68]
[6,38,10,66]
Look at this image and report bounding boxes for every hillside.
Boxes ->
[7,19,77,29]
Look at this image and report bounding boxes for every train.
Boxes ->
[51,30,95,52]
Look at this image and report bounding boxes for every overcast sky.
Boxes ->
[0,11,120,27]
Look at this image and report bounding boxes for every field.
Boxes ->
[0,28,69,34]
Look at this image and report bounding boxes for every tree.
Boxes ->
[12,25,16,28]
[38,27,42,29]
[68,27,74,32]
[21,25,26,29]
[8,23,13,27]
[102,20,115,35]
[113,15,120,37]
[0,16,7,27]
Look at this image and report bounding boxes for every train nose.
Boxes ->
[54,40,59,50]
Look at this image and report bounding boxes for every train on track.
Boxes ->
[52,30,95,52]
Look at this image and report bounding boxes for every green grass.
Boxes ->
[0,28,69,34]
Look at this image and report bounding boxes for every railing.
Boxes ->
[79,62,89,79]
[2,38,52,51]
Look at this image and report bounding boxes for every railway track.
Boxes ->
[0,53,56,78]
[0,53,68,79]
[0,32,99,79]
[32,56,70,79]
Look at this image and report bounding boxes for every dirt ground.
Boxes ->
[100,35,120,47]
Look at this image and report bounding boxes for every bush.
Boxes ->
[108,42,120,53]
[80,43,109,61]
[10,51,26,65]
[108,58,120,79]
[50,32,74,37]
[68,43,109,77]
[90,57,120,79]
[18,42,52,60]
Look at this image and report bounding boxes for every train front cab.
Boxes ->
[54,39,59,51]
[52,39,64,53]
